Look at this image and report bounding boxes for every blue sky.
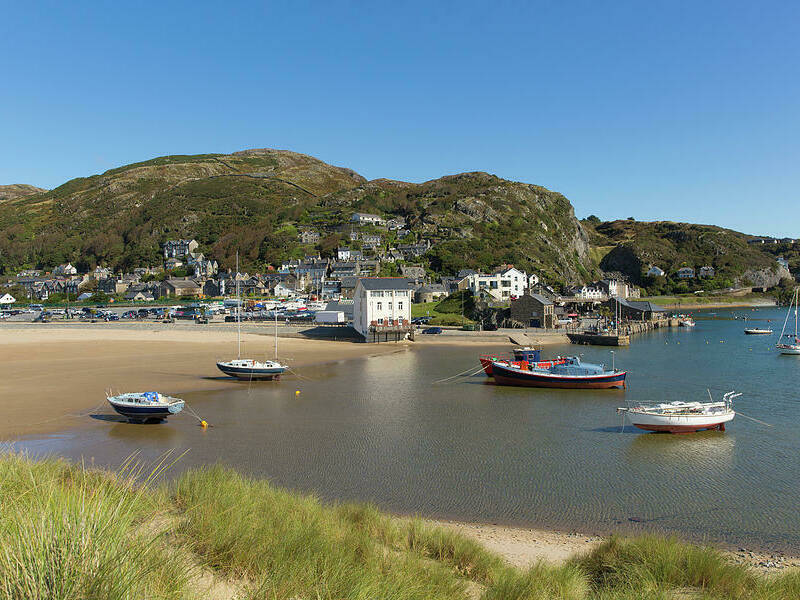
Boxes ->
[2,1,798,236]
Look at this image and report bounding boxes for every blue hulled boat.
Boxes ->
[491,356,626,389]
[107,392,185,422]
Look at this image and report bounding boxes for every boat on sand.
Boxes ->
[106,392,185,423]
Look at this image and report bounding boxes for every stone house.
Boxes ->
[509,293,555,329]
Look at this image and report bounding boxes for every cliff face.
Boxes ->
[738,265,791,288]
[0,151,591,281]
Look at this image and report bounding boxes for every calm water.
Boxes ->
[14,307,800,551]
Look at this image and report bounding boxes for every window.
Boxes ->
[398,301,403,310]
[388,302,392,310]
[372,290,384,297]
[378,318,384,325]
[377,302,382,310]
[501,280,511,287]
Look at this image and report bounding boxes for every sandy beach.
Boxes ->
[0,323,403,440]
[429,520,800,574]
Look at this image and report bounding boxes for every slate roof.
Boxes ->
[616,298,666,313]
[530,293,554,306]
[356,278,411,291]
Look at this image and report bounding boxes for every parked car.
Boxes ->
[421,327,443,335]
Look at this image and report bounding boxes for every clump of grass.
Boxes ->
[572,535,757,599]
[481,562,589,600]
[174,465,469,599]
[0,452,190,600]
[404,518,505,583]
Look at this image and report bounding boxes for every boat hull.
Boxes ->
[108,401,184,422]
[777,345,800,355]
[628,411,734,433]
[216,362,285,380]
[744,329,772,335]
[491,363,626,389]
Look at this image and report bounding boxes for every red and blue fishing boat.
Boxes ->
[479,347,569,376]
[488,355,626,389]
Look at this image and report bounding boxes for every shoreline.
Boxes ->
[645,299,778,310]
[426,518,800,574]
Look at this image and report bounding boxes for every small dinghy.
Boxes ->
[744,328,773,335]
[106,392,185,423]
[618,391,739,433]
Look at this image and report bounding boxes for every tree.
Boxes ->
[585,215,601,225]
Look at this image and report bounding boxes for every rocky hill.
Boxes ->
[583,219,791,291]
[0,184,47,203]
[0,149,591,283]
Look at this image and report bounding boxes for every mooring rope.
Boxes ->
[432,364,487,384]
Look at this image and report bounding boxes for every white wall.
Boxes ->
[353,287,411,337]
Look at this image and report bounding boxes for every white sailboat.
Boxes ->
[216,253,287,380]
[776,288,800,355]
[618,391,739,433]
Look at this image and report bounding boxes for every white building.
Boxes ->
[0,293,15,305]
[528,273,540,287]
[566,284,604,300]
[337,247,352,261]
[351,212,386,226]
[459,267,528,300]
[647,266,665,277]
[353,278,412,340]
[273,283,298,298]
[53,263,78,276]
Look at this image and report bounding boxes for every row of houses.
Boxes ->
[563,277,641,301]
[645,265,716,279]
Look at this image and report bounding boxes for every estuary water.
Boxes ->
[16,307,800,551]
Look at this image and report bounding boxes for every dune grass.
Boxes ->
[1,453,798,599]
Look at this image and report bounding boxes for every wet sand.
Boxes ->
[0,325,403,440]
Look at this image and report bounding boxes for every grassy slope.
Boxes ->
[2,453,798,600]
[583,220,777,286]
[0,184,47,202]
[0,151,592,283]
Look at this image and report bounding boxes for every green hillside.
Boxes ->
[583,219,788,293]
[0,149,592,283]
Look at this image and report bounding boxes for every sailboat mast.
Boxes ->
[236,252,241,359]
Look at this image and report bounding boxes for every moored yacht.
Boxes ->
[777,288,800,355]
[618,391,739,433]
[217,252,287,380]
